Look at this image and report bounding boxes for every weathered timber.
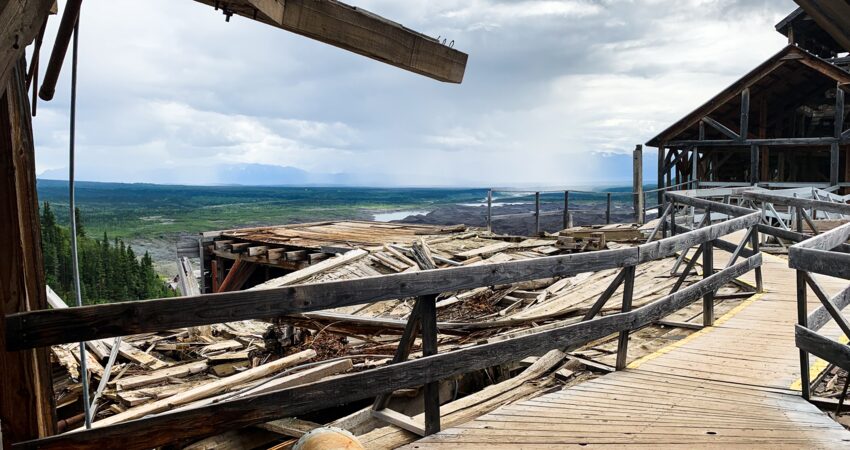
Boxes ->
[190,0,467,83]
[637,213,760,263]
[701,117,739,140]
[792,221,850,251]
[804,273,850,338]
[665,192,753,217]
[808,285,850,332]
[744,191,850,217]
[38,0,81,101]
[6,246,641,349]
[789,247,850,280]
[0,59,55,447]
[0,0,53,96]
[14,255,761,450]
[796,325,850,373]
[615,265,636,370]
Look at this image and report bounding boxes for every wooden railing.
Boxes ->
[789,221,850,401]
[5,202,764,449]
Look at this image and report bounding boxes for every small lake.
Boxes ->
[372,210,432,222]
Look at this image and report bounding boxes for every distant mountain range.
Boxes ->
[39,154,652,188]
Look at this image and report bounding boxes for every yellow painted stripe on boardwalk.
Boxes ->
[628,292,765,369]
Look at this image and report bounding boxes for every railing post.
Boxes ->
[563,190,570,230]
[797,269,811,399]
[702,239,715,326]
[750,226,764,293]
[421,293,440,435]
[535,191,541,236]
[615,265,637,370]
[670,198,677,236]
[606,192,612,225]
[486,189,492,233]
[633,145,644,224]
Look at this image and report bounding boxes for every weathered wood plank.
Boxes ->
[638,213,759,263]
[796,325,850,373]
[788,247,850,280]
[13,255,760,450]
[808,285,850,332]
[6,246,640,350]
[191,0,467,83]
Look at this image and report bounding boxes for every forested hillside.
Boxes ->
[40,202,175,305]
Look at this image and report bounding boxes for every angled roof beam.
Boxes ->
[192,0,467,83]
[702,117,740,140]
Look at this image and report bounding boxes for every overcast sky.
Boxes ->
[31,0,795,187]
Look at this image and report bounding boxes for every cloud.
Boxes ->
[31,0,795,187]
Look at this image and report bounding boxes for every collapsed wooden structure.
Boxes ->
[649,6,850,198]
[0,0,468,447]
[4,0,850,449]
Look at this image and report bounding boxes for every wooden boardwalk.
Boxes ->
[406,249,850,448]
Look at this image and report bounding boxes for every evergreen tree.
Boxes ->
[38,202,175,305]
[74,207,86,237]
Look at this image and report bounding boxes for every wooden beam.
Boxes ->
[0,1,53,97]
[14,255,761,450]
[0,59,55,447]
[701,117,739,140]
[191,0,467,83]
[740,88,750,141]
[6,246,642,350]
[796,325,850,373]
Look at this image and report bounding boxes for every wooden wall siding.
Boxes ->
[189,0,467,83]
[0,60,55,448]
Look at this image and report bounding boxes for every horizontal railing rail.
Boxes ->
[14,253,762,450]
[4,195,766,449]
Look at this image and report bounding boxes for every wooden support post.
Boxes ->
[657,145,666,207]
[798,269,812,399]
[372,300,424,410]
[486,189,492,233]
[563,191,570,230]
[633,145,644,224]
[0,59,56,448]
[837,82,845,140]
[750,144,760,185]
[615,266,637,370]
[795,206,811,399]
[740,88,750,141]
[534,192,541,236]
[198,239,206,294]
[670,198,677,236]
[420,293,440,435]
[831,143,840,187]
[702,239,715,326]
[750,227,764,293]
[606,192,612,225]
[691,147,699,189]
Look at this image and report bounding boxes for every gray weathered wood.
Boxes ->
[792,221,850,251]
[6,246,641,350]
[14,255,760,450]
[789,247,850,280]
[702,239,715,326]
[615,265,636,370]
[744,191,850,217]
[666,192,754,217]
[701,117,739,140]
[638,213,759,263]
[796,325,850,373]
[805,274,850,339]
[581,267,627,321]
[808,285,850,332]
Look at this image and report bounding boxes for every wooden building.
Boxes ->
[648,6,850,202]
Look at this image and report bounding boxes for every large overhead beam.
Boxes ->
[794,0,850,53]
[192,0,468,83]
[0,0,54,96]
